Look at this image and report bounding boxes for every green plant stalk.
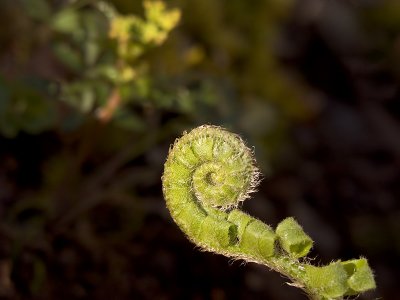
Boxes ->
[162,125,375,300]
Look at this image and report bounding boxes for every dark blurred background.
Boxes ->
[0,0,399,299]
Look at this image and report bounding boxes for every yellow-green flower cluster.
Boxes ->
[109,0,181,61]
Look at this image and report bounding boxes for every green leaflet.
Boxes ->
[276,217,313,258]
[162,125,376,300]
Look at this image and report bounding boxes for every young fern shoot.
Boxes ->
[162,125,376,300]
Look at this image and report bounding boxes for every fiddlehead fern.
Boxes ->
[162,125,376,300]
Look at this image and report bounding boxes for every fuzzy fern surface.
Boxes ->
[162,125,376,300]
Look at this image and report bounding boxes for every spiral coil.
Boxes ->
[162,125,376,299]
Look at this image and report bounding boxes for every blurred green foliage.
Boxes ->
[0,0,312,148]
[0,0,184,136]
